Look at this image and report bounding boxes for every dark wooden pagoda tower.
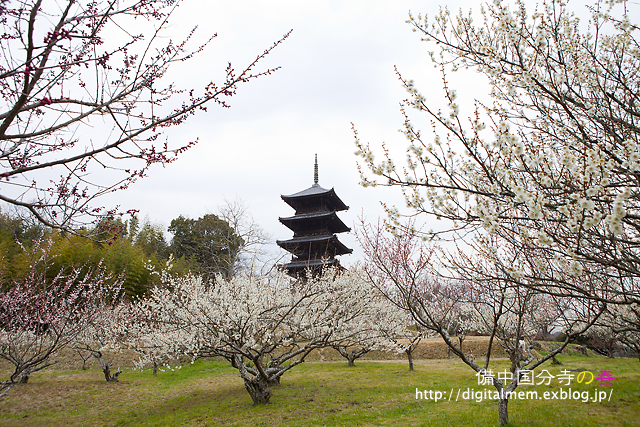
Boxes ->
[277,155,352,278]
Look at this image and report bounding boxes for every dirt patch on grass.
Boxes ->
[305,336,509,363]
[0,347,188,373]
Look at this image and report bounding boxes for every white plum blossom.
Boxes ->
[536,230,553,246]
[132,266,402,405]
[354,0,640,307]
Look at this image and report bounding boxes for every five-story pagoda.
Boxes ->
[277,155,352,277]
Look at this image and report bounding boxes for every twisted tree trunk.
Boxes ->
[333,345,370,367]
[74,346,121,382]
[243,376,272,405]
[233,355,274,405]
[101,362,122,382]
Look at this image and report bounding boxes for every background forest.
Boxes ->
[0,210,246,298]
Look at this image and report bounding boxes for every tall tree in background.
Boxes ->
[354,0,640,305]
[0,1,289,233]
[168,214,244,281]
[133,219,169,261]
[217,199,272,277]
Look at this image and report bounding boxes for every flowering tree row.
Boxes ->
[0,243,411,404]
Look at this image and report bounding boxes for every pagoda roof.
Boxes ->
[281,185,349,212]
[280,258,340,270]
[278,258,343,278]
[284,184,333,198]
[279,211,350,234]
[276,234,353,256]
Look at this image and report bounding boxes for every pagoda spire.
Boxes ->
[313,154,319,187]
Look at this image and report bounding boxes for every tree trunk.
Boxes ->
[510,349,519,373]
[233,355,274,405]
[243,376,272,405]
[406,349,414,371]
[267,375,281,387]
[76,349,91,370]
[333,345,368,367]
[102,363,122,382]
[92,351,121,382]
[153,361,158,376]
[498,398,509,426]
[19,373,29,384]
[347,355,356,367]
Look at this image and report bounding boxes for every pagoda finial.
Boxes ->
[313,153,319,186]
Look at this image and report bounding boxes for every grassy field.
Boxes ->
[1,350,639,427]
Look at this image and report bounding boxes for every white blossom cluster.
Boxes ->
[354,0,640,302]
[130,266,405,403]
[597,302,640,357]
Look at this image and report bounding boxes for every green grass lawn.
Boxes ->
[1,356,638,426]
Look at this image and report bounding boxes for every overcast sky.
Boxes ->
[97,0,493,265]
